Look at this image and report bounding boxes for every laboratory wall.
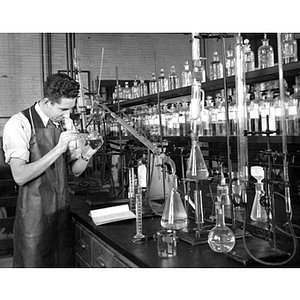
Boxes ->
[0,32,192,135]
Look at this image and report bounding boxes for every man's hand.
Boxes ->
[57,130,80,154]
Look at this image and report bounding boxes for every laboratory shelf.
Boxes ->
[107,61,300,111]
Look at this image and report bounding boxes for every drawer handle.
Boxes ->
[95,256,106,268]
[78,239,86,249]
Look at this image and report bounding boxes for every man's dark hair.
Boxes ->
[43,73,80,103]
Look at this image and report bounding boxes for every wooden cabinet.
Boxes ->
[74,220,138,268]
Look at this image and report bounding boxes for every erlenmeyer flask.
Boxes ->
[208,201,236,253]
[250,182,268,222]
[186,132,209,180]
[161,174,188,231]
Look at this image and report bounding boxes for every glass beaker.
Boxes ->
[208,201,236,253]
[186,132,209,180]
[250,182,268,222]
[154,230,178,258]
[161,174,188,231]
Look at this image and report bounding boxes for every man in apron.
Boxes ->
[2,73,100,267]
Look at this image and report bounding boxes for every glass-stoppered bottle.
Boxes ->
[158,69,168,92]
[149,72,158,94]
[161,174,188,231]
[243,39,255,72]
[282,33,298,64]
[123,81,131,99]
[168,65,180,90]
[131,78,140,99]
[182,61,192,87]
[186,132,209,180]
[226,46,235,77]
[210,51,223,81]
[139,77,148,97]
[258,34,274,69]
[208,201,236,253]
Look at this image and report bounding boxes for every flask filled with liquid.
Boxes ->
[161,174,188,231]
[208,201,236,253]
[186,132,209,180]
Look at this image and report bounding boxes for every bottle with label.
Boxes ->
[258,34,274,69]
[248,91,262,134]
[168,65,180,90]
[178,102,186,136]
[123,81,132,99]
[204,96,214,136]
[139,77,148,97]
[282,33,298,64]
[217,97,226,136]
[182,61,192,87]
[149,72,158,94]
[161,174,188,231]
[158,69,168,92]
[287,86,300,135]
[131,78,140,99]
[243,39,255,72]
[229,94,237,136]
[226,46,235,76]
[210,51,223,81]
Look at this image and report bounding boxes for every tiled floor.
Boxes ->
[0,256,13,268]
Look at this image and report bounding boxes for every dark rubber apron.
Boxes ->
[13,104,74,267]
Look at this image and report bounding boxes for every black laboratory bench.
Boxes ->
[69,192,300,268]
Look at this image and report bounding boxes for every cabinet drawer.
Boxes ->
[74,223,92,265]
[75,253,92,268]
[92,236,115,268]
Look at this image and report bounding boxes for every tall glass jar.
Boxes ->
[282,33,298,64]
[226,46,235,76]
[168,65,180,90]
[258,34,274,69]
[243,39,255,72]
[210,51,223,81]
[181,61,192,87]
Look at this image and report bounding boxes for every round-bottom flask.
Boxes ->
[208,201,235,253]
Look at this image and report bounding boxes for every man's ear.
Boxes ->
[44,98,53,107]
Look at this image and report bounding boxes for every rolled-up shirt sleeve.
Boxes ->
[2,113,31,164]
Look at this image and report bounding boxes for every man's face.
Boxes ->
[47,97,76,122]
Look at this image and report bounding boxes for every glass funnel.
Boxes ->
[186,132,209,181]
[161,174,188,231]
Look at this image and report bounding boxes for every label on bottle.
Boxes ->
[288,106,298,116]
